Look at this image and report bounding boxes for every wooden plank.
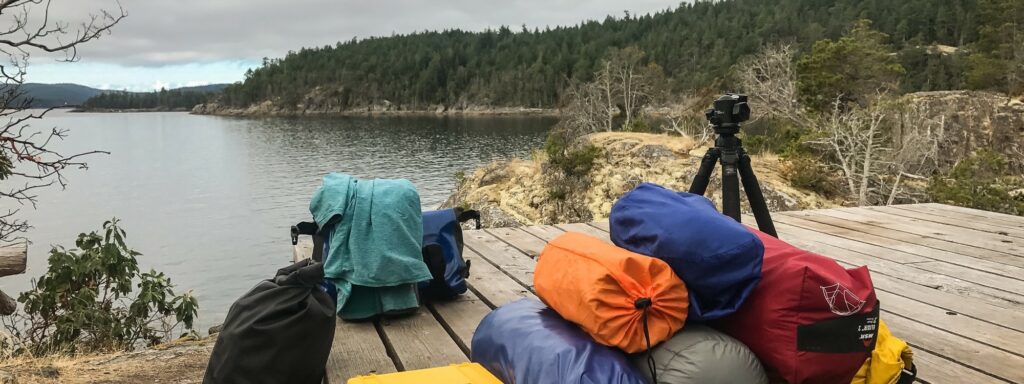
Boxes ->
[909,260,1024,294]
[771,221,1024,311]
[0,241,27,276]
[377,308,467,371]
[921,203,1024,228]
[779,210,1024,268]
[556,222,612,241]
[519,224,567,242]
[909,346,1009,384]
[868,272,1024,334]
[770,214,1024,278]
[462,247,536,307]
[325,320,397,383]
[590,221,610,232]
[484,227,548,258]
[463,230,537,289]
[882,313,1024,383]
[885,205,1024,239]
[874,290,1024,356]
[427,290,492,356]
[819,208,1024,257]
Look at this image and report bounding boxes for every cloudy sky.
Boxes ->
[22,0,682,91]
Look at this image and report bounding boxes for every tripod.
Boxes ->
[688,94,778,238]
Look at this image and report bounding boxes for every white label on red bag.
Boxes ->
[821,283,866,316]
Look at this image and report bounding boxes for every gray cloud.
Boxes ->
[36,0,681,66]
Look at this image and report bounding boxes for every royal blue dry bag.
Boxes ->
[471,298,647,384]
[418,208,479,300]
[610,182,764,322]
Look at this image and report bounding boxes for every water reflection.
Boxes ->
[0,111,554,330]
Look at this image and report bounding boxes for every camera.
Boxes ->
[705,93,750,134]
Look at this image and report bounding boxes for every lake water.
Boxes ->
[0,110,555,331]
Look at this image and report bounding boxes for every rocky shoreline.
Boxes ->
[70,107,193,113]
[191,101,558,117]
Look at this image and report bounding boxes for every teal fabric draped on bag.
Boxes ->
[310,173,431,320]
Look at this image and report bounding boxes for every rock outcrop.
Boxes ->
[898,91,1024,173]
[444,132,837,228]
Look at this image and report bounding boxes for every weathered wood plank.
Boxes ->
[377,308,467,371]
[0,241,27,277]
[556,222,612,241]
[771,214,1024,294]
[874,289,1024,356]
[325,320,397,383]
[819,208,1024,258]
[771,220,1024,311]
[484,227,548,258]
[883,313,1024,383]
[519,224,567,242]
[909,346,1007,384]
[884,205,1024,239]
[589,221,610,232]
[463,230,537,289]
[427,290,492,355]
[462,247,536,307]
[920,203,1024,228]
[779,209,1024,268]
[771,214,1024,278]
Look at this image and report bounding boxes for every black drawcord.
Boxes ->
[635,297,657,383]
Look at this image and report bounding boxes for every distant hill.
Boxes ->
[16,83,104,108]
[171,84,230,93]
[7,83,230,108]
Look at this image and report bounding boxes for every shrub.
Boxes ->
[782,155,843,198]
[928,150,1024,216]
[544,128,602,177]
[3,219,198,356]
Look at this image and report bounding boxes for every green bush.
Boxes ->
[782,155,843,198]
[928,150,1024,216]
[544,128,602,177]
[4,219,198,355]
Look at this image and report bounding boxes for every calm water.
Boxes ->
[0,110,554,330]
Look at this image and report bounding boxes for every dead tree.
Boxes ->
[0,0,125,245]
[735,42,813,127]
[809,96,893,206]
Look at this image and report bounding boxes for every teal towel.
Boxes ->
[310,173,431,318]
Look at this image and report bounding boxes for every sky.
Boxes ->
[20,0,682,92]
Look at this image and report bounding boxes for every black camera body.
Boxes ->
[705,93,750,135]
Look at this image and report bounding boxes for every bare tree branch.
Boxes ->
[0,0,124,243]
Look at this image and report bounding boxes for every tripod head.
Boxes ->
[705,93,750,136]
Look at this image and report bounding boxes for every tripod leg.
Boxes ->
[721,162,742,222]
[738,153,779,237]
[688,148,719,196]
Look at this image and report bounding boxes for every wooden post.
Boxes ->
[0,241,27,315]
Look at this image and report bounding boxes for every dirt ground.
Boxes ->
[0,337,214,384]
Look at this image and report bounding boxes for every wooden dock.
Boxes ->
[295,203,1024,384]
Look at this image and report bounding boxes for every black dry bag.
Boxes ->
[204,259,335,384]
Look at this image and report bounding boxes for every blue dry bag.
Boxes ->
[418,208,479,300]
[471,298,647,384]
[610,182,764,322]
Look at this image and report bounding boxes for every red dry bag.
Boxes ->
[715,229,879,384]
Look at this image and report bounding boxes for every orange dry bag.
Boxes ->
[534,232,689,353]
